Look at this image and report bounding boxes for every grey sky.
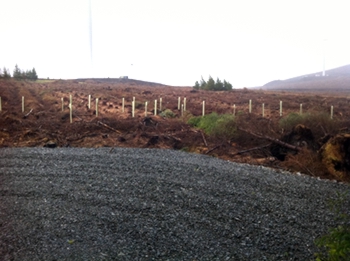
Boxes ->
[1,0,349,87]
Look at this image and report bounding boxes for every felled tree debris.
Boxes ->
[147,135,159,145]
[238,127,302,161]
[23,109,33,119]
[269,124,317,161]
[97,121,121,134]
[320,133,350,180]
[44,140,57,148]
[142,117,158,127]
[231,144,271,156]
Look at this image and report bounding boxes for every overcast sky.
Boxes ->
[1,0,349,87]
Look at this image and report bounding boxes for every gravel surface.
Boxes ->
[0,147,349,261]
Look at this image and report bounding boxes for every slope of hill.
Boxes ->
[76,78,172,87]
[263,64,350,91]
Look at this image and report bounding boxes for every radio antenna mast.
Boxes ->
[88,0,93,76]
[322,39,327,76]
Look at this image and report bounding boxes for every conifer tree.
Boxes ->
[31,68,38,80]
[13,64,21,80]
[215,78,224,91]
[3,67,11,79]
[223,80,232,90]
[200,76,207,89]
[193,81,200,89]
[193,76,233,91]
[12,65,38,80]
[206,76,215,90]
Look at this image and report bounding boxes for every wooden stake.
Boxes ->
[145,101,148,117]
[88,94,91,109]
[262,103,265,118]
[22,96,24,112]
[122,97,125,113]
[0,96,2,111]
[331,105,333,119]
[154,100,157,115]
[178,97,181,110]
[300,103,302,115]
[132,101,135,117]
[202,100,205,116]
[69,95,72,123]
[249,99,252,113]
[280,101,283,116]
[96,98,99,117]
[61,97,64,112]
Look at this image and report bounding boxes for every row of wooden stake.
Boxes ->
[245,99,334,119]
[0,96,335,122]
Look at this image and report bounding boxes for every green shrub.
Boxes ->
[315,226,350,261]
[187,115,201,127]
[188,112,236,139]
[279,112,339,140]
[315,191,350,261]
[160,109,176,118]
[279,112,304,131]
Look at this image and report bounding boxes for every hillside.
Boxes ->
[1,78,350,182]
[263,64,350,91]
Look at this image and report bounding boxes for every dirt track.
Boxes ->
[1,147,349,260]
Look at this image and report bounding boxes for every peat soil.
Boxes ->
[1,78,350,180]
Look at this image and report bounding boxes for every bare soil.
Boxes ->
[1,78,350,181]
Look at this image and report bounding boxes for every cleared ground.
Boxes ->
[2,78,350,181]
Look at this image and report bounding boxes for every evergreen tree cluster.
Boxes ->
[0,67,11,79]
[194,76,232,91]
[13,64,38,81]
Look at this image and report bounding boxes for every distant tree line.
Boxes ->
[13,64,38,80]
[194,76,233,91]
[0,67,11,79]
[0,64,38,80]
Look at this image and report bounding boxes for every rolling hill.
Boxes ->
[263,64,350,92]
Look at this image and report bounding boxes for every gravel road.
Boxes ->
[0,147,349,260]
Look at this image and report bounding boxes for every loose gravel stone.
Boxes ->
[0,147,349,260]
